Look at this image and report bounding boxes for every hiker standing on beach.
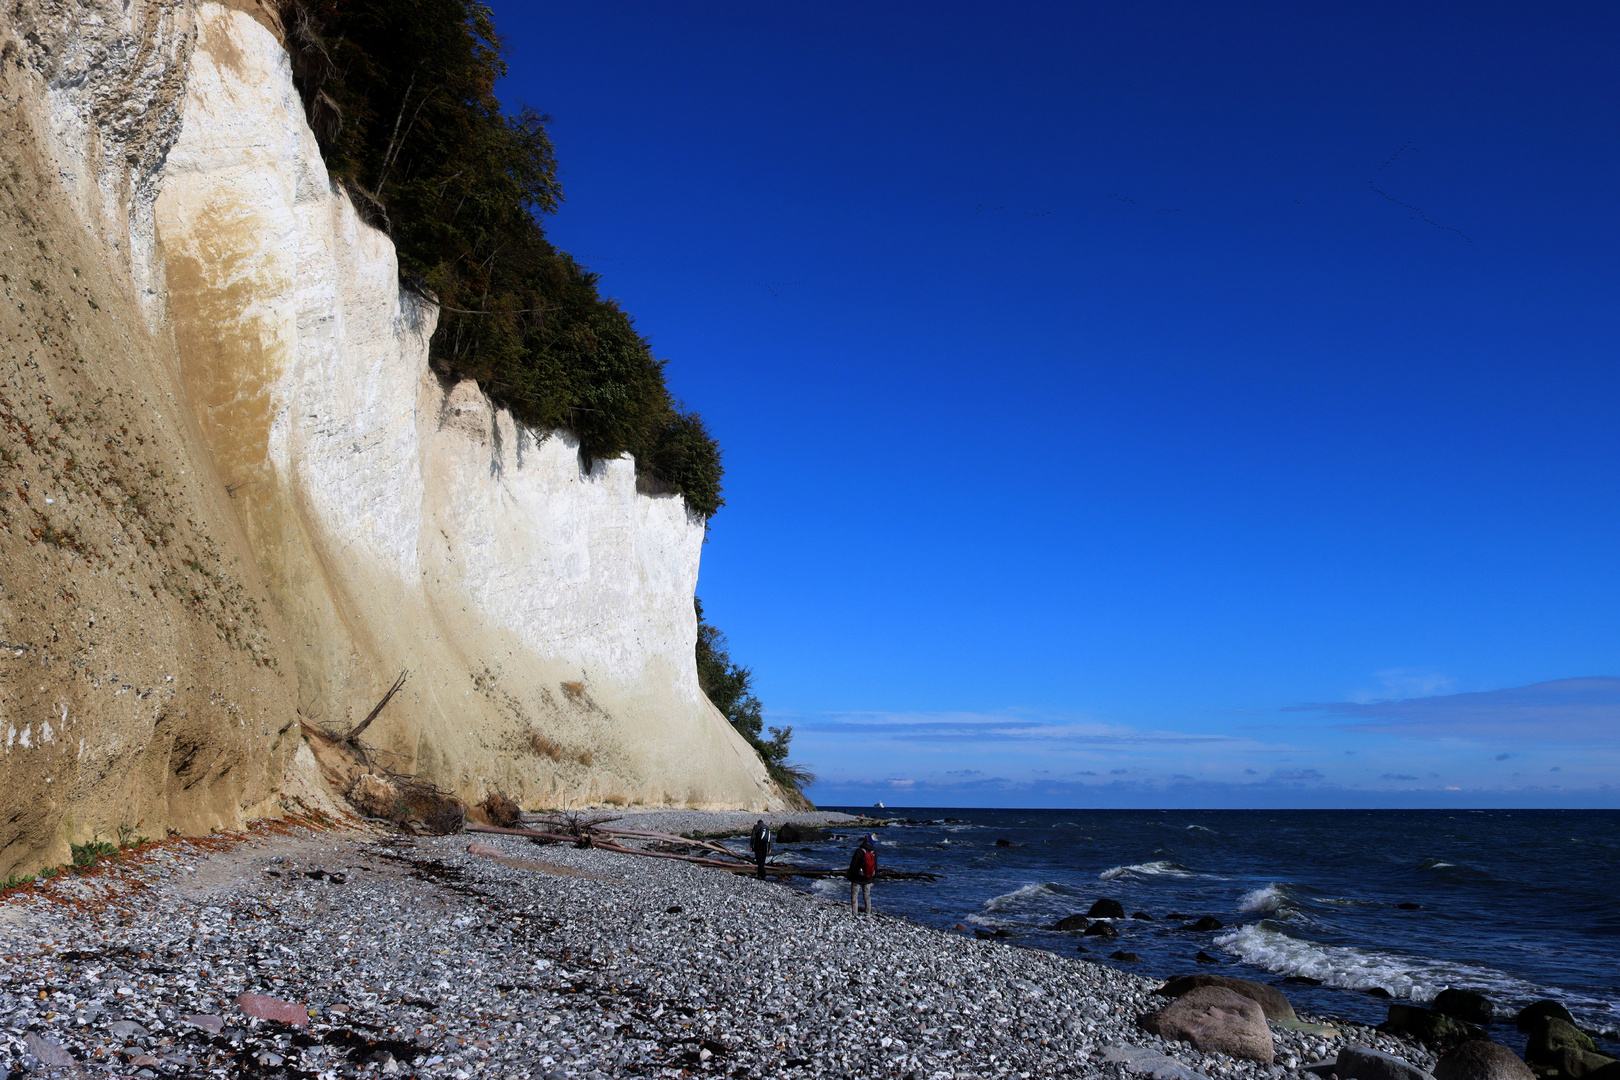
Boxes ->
[749,819,772,879]
[847,833,877,915]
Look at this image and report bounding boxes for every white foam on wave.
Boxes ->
[1216,923,1619,1036]
[1186,824,1214,832]
[1239,884,1288,915]
[983,882,1063,911]
[1099,860,1197,881]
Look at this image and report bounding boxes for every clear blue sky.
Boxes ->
[486,1,1620,807]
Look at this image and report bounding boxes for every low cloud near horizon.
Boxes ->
[788,677,1620,808]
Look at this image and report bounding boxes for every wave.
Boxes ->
[1186,825,1215,832]
[1239,884,1290,916]
[983,882,1069,912]
[1216,923,1618,1036]
[1099,860,1198,881]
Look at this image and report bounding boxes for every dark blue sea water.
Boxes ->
[784,809,1619,1052]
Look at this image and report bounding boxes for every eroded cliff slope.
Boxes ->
[0,0,782,876]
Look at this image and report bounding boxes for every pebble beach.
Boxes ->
[0,813,1443,1080]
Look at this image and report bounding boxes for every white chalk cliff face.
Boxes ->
[145,3,782,810]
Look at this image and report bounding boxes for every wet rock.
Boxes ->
[1433,989,1494,1026]
[1140,985,1275,1063]
[1515,1000,1575,1034]
[1286,976,1324,985]
[1192,916,1224,931]
[1089,898,1126,919]
[775,823,831,843]
[1367,987,1393,998]
[1525,1017,1597,1066]
[1337,1044,1434,1080]
[236,992,309,1027]
[1195,951,1219,964]
[1558,1050,1620,1080]
[1084,921,1120,939]
[1397,903,1423,910]
[1156,974,1298,1022]
[1133,911,1154,920]
[994,838,1016,847]
[1111,951,1141,962]
[1433,1041,1534,1080]
[1385,1004,1486,1049]
[1053,914,1091,931]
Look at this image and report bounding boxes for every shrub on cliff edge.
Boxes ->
[287,0,724,517]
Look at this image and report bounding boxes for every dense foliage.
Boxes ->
[694,599,813,797]
[290,0,723,515]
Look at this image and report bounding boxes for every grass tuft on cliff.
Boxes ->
[695,598,815,806]
[288,0,723,517]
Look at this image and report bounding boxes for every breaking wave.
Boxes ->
[1099,860,1198,881]
[1215,923,1618,1036]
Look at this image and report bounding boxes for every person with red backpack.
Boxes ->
[846,834,878,915]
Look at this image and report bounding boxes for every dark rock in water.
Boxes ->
[1525,1017,1596,1066]
[1337,1045,1434,1080]
[1053,914,1090,932]
[972,927,999,940]
[1367,987,1393,998]
[1192,916,1224,931]
[1196,951,1220,965]
[1397,902,1424,910]
[1386,1004,1487,1050]
[1083,921,1120,939]
[1286,976,1324,985]
[1557,1048,1619,1079]
[1088,898,1126,919]
[1140,986,1274,1063]
[1110,950,1141,962]
[1434,1040,1535,1080]
[994,838,1016,847]
[1434,989,1495,1026]
[1155,974,1298,1022]
[1076,944,1089,953]
[1133,911,1154,920]
[1516,1000,1576,1034]
[775,822,832,843]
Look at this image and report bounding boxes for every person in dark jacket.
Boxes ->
[749,819,772,879]
[846,834,877,915]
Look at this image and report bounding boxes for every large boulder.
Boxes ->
[1525,1017,1596,1066]
[1338,1045,1434,1080]
[1558,1048,1619,1079]
[1085,921,1120,939]
[1433,989,1495,1026]
[775,822,832,843]
[1155,975,1298,1022]
[1515,1000,1575,1034]
[1089,898,1126,919]
[1139,985,1274,1063]
[1386,1003,1487,1049]
[1433,1041,1535,1080]
[1053,914,1091,932]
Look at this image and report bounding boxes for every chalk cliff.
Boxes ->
[0,0,782,877]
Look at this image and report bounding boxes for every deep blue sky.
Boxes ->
[486,1,1620,806]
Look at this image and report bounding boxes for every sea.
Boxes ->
[781,808,1619,1055]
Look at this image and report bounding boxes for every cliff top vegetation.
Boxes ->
[289,0,723,517]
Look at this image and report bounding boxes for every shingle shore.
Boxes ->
[0,816,1436,1079]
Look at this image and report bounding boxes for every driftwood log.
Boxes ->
[463,823,940,882]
